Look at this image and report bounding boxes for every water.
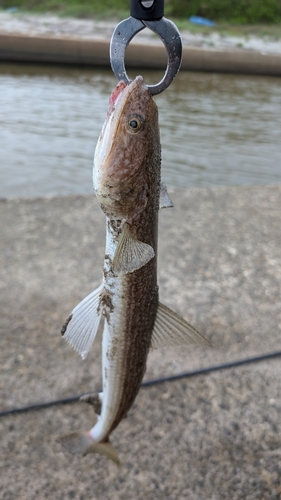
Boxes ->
[1,63,281,198]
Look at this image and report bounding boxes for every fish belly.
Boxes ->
[91,262,158,442]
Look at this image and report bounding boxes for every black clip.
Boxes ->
[109,0,182,95]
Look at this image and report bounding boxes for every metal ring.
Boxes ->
[109,17,182,95]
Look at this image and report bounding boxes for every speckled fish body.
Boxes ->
[90,77,161,444]
[61,77,210,465]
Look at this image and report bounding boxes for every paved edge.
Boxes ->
[1,32,281,75]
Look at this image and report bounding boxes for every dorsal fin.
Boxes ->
[160,182,174,209]
[150,302,211,349]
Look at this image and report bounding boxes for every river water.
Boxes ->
[1,63,281,198]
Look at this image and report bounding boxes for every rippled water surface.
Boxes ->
[1,63,281,198]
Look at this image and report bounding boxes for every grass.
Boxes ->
[1,1,281,39]
[175,18,281,40]
[0,0,130,20]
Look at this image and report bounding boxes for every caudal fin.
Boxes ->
[61,431,120,466]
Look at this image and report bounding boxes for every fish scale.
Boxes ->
[61,76,210,465]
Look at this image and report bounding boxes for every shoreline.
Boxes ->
[1,32,281,76]
[1,12,281,75]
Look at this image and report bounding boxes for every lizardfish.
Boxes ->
[61,76,210,465]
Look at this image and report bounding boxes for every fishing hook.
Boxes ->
[110,0,182,95]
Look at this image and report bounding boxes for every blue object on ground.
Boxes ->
[6,7,18,13]
[189,16,215,27]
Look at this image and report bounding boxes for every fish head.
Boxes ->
[93,76,160,220]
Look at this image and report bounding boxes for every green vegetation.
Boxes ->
[1,0,281,25]
[0,0,130,19]
[175,18,281,39]
[166,0,281,24]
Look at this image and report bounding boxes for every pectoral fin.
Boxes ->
[61,431,120,466]
[112,223,155,275]
[160,182,174,209]
[61,284,103,360]
[150,302,211,349]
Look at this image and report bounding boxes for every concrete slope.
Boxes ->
[1,186,281,498]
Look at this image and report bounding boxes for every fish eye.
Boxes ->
[127,115,144,134]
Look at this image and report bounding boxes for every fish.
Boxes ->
[60,76,211,466]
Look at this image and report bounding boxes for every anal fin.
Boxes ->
[150,302,211,349]
[61,284,103,360]
[80,392,103,415]
[112,222,154,275]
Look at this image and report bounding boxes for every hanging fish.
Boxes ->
[61,76,210,465]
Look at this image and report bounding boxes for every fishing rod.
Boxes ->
[1,350,281,417]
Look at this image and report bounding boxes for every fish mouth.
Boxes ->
[110,75,144,116]
[93,76,145,179]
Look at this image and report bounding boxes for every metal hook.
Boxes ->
[109,16,182,95]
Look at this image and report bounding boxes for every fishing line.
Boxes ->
[1,349,280,418]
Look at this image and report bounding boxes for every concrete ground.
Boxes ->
[1,186,281,499]
[1,11,281,54]
[1,12,281,75]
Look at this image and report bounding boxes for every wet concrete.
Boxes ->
[1,185,281,499]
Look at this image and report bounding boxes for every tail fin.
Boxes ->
[61,431,120,466]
